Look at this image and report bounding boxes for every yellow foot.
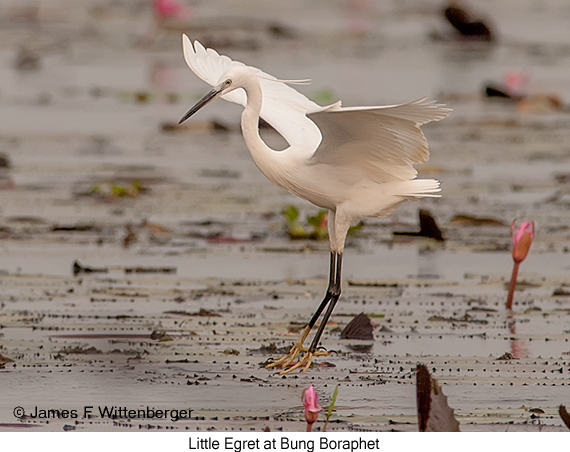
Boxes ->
[266,325,311,370]
[265,344,307,369]
[265,325,331,373]
[265,325,311,369]
[278,350,330,375]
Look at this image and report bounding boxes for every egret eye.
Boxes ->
[224,79,232,88]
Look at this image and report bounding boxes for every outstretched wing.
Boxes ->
[182,35,322,148]
[308,98,450,182]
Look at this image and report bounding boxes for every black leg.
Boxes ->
[306,251,339,328]
[307,251,342,353]
[265,250,343,373]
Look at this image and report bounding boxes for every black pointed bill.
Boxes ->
[178,87,223,125]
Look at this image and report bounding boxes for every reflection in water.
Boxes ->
[507,311,528,359]
[344,0,372,36]
[417,246,442,279]
[345,343,373,353]
[150,59,178,94]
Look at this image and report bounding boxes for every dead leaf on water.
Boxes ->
[0,353,15,366]
[416,364,460,432]
[347,280,400,288]
[428,314,488,324]
[496,352,518,360]
[393,209,445,241]
[59,346,102,354]
[448,214,506,227]
[340,313,374,340]
[559,405,570,430]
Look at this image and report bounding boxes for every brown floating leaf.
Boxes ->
[0,353,15,366]
[417,364,432,432]
[559,405,570,430]
[347,280,399,288]
[124,266,176,274]
[428,314,488,324]
[484,84,518,100]
[496,352,518,360]
[340,313,374,340]
[346,344,373,353]
[318,362,336,368]
[527,407,545,414]
[163,308,221,317]
[250,343,290,355]
[59,346,102,354]
[554,173,570,184]
[393,209,445,241]
[150,330,168,340]
[448,214,506,227]
[517,94,564,114]
[162,119,232,133]
[72,260,108,276]
[418,209,445,241]
[416,364,460,432]
[0,152,11,168]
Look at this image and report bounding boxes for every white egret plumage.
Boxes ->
[179,35,450,373]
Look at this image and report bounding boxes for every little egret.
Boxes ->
[178,35,450,373]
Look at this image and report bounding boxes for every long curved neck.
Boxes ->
[240,80,284,183]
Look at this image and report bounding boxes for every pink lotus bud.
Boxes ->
[510,220,534,263]
[153,0,186,20]
[302,385,322,429]
[505,71,529,96]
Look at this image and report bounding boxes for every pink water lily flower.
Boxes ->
[302,385,322,431]
[153,0,187,20]
[507,220,535,309]
[511,220,534,263]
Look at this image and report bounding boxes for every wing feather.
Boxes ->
[182,35,322,148]
[308,98,450,182]
[182,36,450,181]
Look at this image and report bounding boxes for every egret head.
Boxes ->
[178,67,247,125]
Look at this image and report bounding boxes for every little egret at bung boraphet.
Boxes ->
[178,35,450,374]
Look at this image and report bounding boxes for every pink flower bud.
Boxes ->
[153,0,186,20]
[302,385,322,428]
[510,220,534,263]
